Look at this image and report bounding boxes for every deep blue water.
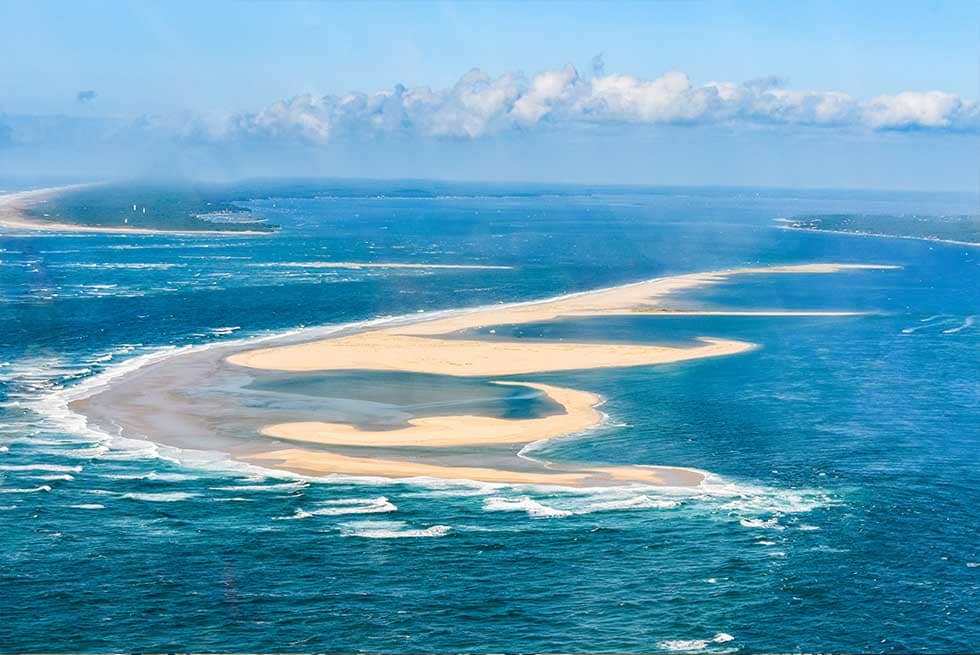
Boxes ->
[0,183,977,653]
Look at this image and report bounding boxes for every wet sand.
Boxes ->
[215,263,895,485]
[69,263,897,488]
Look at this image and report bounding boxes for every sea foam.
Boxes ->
[338,520,450,538]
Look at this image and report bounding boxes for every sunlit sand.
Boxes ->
[227,263,895,486]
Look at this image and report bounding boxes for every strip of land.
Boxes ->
[227,263,895,486]
[0,185,271,236]
[262,381,601,447]
[775,222,980,248]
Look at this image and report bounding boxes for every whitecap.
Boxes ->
[102,471,200,482]
[339,520,450,538]
[310,496,397,516]
[210,481,308,492]
[275,508,314,520]
[581,495,680,512]
[483,496,571,518]
[739,517,782,530]
[658,639,709,652]
[942,315,976,334]
[29,474,74,481]
[0,463,82,473]
[658,633,734,652]
[120,492,197,502]
[0,485,51,493]
[70,503,105,510]
[60,445,110,458]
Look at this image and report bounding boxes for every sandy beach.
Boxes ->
[224,263,895,486]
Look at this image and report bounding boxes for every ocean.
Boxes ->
[0,182,977,652]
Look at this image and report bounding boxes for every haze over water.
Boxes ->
[1,182,978,652]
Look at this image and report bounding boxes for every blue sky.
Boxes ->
[1,1,977,190]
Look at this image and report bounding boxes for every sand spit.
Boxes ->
[0,185,271,236]
[226,263,895,486]
[261,381,602,448]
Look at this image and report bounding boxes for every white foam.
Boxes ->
[102,471,200,482]
[581,495,680,512]
[0,485,51,493]
[210,481,308,492]
[483,496,572,518]
[658,633,734,652]
[0,463,82,473]
[29,474,74,481]
[739,517,782,530]
[70,503,105,510]
[339,520,450,538]
[275,508,313,520]
[120,492,197,502]
[658,639,709,652]
[942,315,976,334]
[310,496,397,515]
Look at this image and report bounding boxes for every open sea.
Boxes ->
[0,182,977,653]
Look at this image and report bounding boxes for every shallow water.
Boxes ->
[0,183,977,652]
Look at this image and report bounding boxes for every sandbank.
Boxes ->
[222,263,895,486]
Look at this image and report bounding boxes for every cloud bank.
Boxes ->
[208,65,979,144]
[2,65,977,155]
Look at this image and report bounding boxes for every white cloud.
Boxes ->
[8,65,975,151]
[860,91,979,130]
[195,65,978,144]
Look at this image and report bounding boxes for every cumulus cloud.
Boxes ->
[6,66,977,152]
[203,65,976,145]
[861,91,979,130]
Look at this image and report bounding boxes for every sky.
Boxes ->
[1,0,978,191]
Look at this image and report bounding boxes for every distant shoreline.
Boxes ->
[774,219,980,248]
[0,184,274,236]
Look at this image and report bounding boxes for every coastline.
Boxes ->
[215,262,896,486]
[0,185,273,236]
[774,221,980,248]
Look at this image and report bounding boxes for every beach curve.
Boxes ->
[224,263,896,486]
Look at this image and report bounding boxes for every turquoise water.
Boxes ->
[0,183,977,652]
